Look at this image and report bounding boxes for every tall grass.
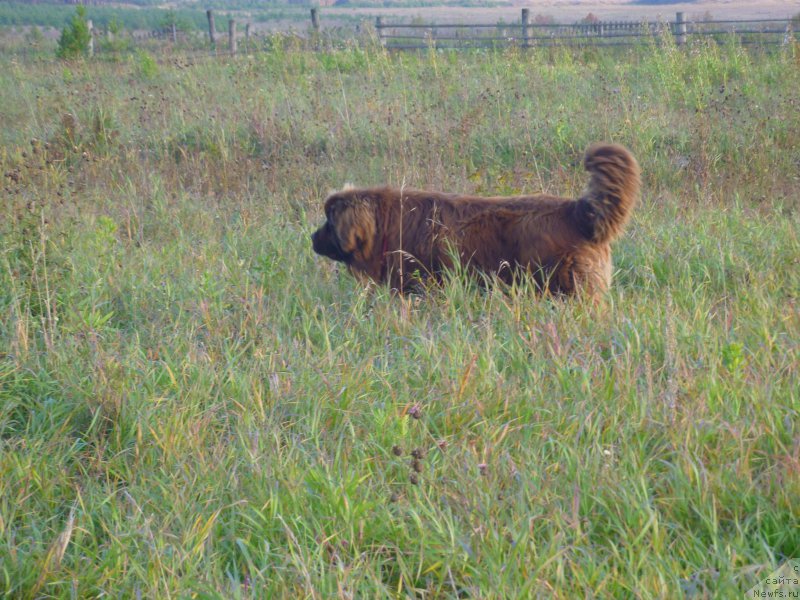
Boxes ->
[1,39,799,597]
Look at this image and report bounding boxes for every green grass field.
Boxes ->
[1,37,799,597]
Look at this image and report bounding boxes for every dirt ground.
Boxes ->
[328,1,799,25]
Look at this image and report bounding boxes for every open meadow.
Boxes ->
[1,34,799,597]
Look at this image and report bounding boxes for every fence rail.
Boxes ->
[7,9,794,61]
[134,9,797,56]
[374,11,796,50]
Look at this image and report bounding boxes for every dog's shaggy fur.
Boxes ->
[311,143,640,297]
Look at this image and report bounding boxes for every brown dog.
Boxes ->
[311,143,640,297]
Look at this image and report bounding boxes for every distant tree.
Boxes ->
[108,18,122,36]
[160,9,192,37]
[57,5,91,59]
[99,18,131,53]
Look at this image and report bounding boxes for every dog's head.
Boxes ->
[311,188,377,265]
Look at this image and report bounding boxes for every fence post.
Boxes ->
[376,16,384,46]
[310,8,320,50]
[245,23,251,54]
[207,10,217,50]
[229,19,237,55]
[171,22,177,44]
[521,8,530,48]
[87,19,94,56]
[675,12,686,45]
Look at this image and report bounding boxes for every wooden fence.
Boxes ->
[157,10,799,56]
[65,9,797,61]
[374,11,796,50]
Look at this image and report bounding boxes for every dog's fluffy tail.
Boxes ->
[574,143,641,244]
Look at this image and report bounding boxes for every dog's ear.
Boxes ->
[326,192,377,262]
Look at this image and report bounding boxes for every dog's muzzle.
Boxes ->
[311,224,351,263]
